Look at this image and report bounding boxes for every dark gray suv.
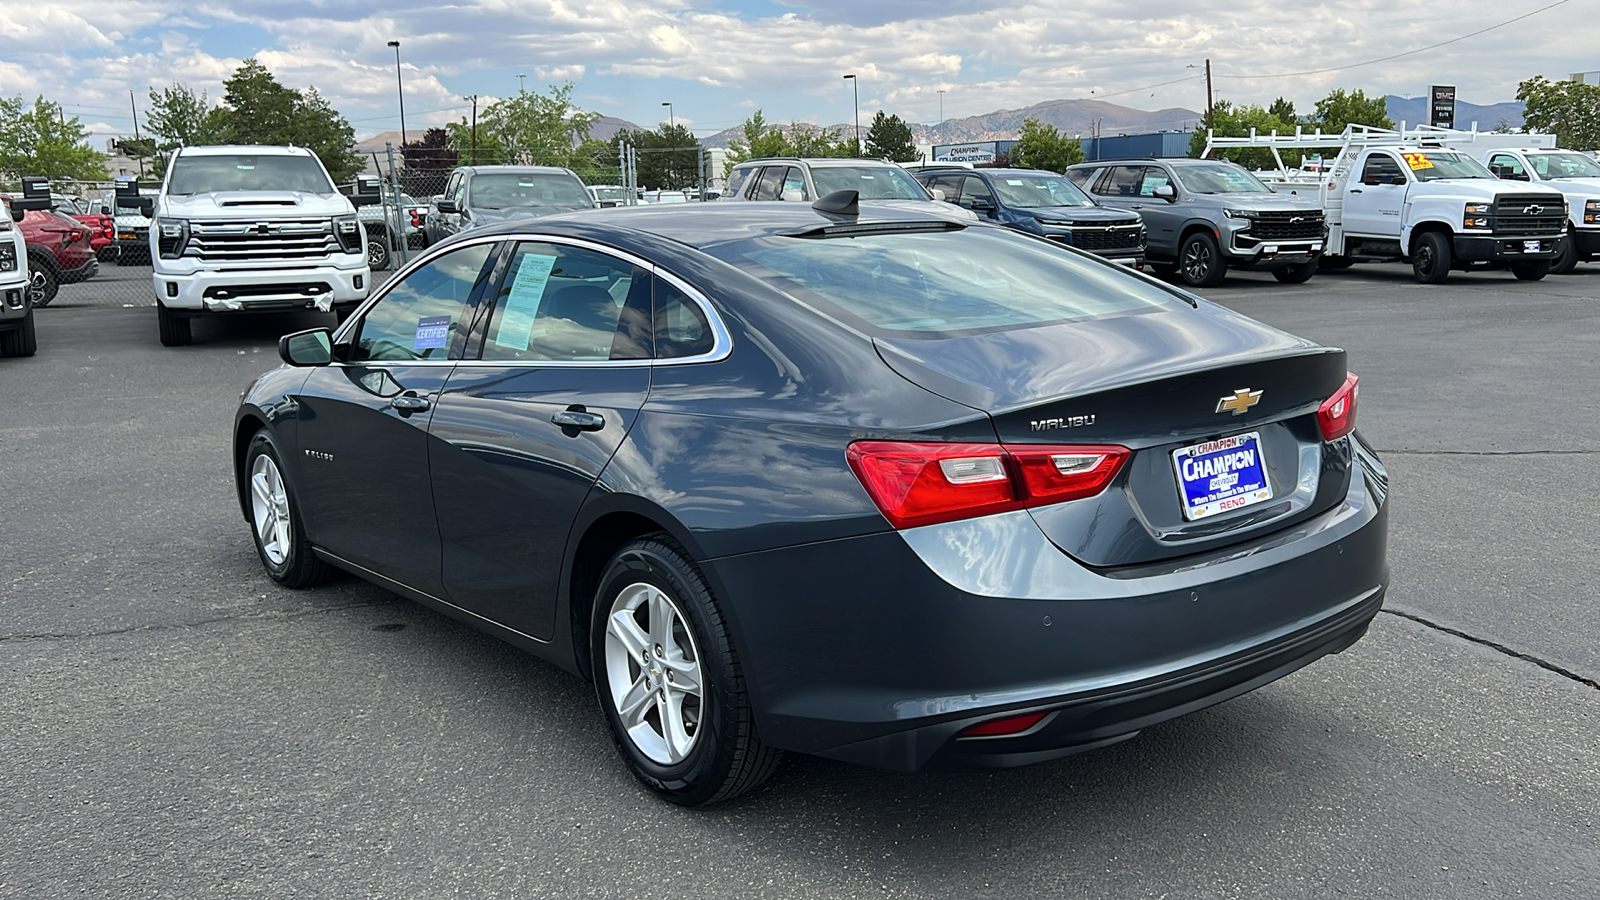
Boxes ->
[1066,159,1325,287]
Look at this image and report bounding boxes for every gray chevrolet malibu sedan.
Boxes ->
[235,195,1388,805]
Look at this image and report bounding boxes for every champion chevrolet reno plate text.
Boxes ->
[233,194,1388,805]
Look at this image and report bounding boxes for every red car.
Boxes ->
[53,196,116,259]
[3,203,98,307]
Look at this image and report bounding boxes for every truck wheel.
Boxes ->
[1178,232,1227,287]
[27,261,59,308]
[1549,229,1577,275]
[157,302,192,347]
[1411,232,1452,284]
[1511,260,1550,281]
[1272,261,1317,284]
[367,232,392,271]
[0,308,36,357]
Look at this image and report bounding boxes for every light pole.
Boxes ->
[662,101,675,190]
[517,73,526,93]
[937,88,946,143]
[843,74,859,155]
[386,40,407,147]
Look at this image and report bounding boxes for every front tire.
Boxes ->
[592,536,781,806]
[1178,231,1227,287]
[1411,231,1452,284]
[0,308,36,358]
[1512,259,1550,281]
[244,430,336,588]
[1549,230,1577,274]
[1272,260,1317,284]
[157,302,192,347]
[28,262,59,308]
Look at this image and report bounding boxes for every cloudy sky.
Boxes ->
[2,0,1595,144]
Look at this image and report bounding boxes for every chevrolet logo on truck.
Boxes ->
[1521,204,1544,215]
[255,222,278,234]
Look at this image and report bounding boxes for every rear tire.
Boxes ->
[1411,231,1452,284]
[367,231,392,271]
[0,309,36,357]
[592,535,781,806]
[1272,260,1317,284]
[27,262,59,308]
[1511,259,1550,281]
[1178,231,1227,287]
[157,302,192,347]
[244,430,337,588]
[1549,229,1577,274]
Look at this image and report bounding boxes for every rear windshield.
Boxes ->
[469,173,591,209]
[810,166,929,200]
[707,227,1185,335]
[166,155,335,195]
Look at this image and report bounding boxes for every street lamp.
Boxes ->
[386,40,407,147]
[662,101,675,190]
[842,74,860,155]
[517,73,526,93]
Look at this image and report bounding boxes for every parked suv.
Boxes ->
[915,167,1146,267]
[1066,158,1325,286]
[426,165,594,245]
[149,145,372,346]
[723,158,974,219]
[1481,147,1600,274]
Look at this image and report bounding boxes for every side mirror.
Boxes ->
[1152,183,1177,201]
[436,198,458,214]
[279,328,334,367]
[351,174,382,207]
[137,198,155,217]
[930,188,947,201]
[1388,174,1408,185]
[1511,171,1531,181]
[779,189,805,202]
[969,197,996,211]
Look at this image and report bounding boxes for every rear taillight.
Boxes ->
[847,441,1130,529]
[959,710,1051,738]
[1317,373,1359,441]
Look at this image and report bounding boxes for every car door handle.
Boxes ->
[1349,189,1363,194]
[551,410,605,431]
[390,395,431,412]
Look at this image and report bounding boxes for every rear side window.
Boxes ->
[714,227,1185,336]
[479,242,651,362]
[1099,166,1145,197]
[725,167,753,198]
[653,276,715,359]
[1064,168,1095,187]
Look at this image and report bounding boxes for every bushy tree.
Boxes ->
[0,95,109,182]
[142,84,231,176]
[1517,75,1600,150]
[1312,88,1393,134]
[1268,97,1297,125]
[1011,117,1084,173]
[1188,101,1299,168]
[199,60,364,182]
[453,82,599,170]
[790,122,850,158]
[610,124,701,190]
[726,110,795,169]
[864,110,919,162]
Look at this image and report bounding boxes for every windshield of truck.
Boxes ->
[1405,152,1496,181]
[989,174,1096,208]
[468,173,591,209]
[1529,152,1600,179]
[810,166,929,200]
[1173,164,1272,194]
[590,186,631,203]
[166,155,335,194]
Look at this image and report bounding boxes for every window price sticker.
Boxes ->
[1403,152,1434,170]
[414,316,450,350]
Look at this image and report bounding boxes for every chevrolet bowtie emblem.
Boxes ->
[1216,388,1263,415]
[1522,204,1544,215]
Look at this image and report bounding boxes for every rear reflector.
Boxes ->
[960,710,1051,738]
[1317,373,1359,441]
[847,441,1129,529]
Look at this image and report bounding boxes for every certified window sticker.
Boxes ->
[413,315,451,351]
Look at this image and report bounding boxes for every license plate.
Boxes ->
[1172,432,1273,521]
[1524,240,1541,253]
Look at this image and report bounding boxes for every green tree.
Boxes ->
[1311,88,1393,134]
[790,122,849,158]
[445,118,509,166]
[726,109,794,170]
[142,84,230,176]
[1011,117,1084,173]
[289,87,364,183]
[610,124,700,190]
[864,110,919,162]
[0,95,109,182]
[1517,75,1600,150]
[1268,96,1297,125]
[461,82,599,169]
[1188,100,1299,168]
[206,60,365,182]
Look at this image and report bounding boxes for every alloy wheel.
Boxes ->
[1415,244,1435,278]
[1183,242,1211,283]
[249,454,293,566]
[604,582,705,765]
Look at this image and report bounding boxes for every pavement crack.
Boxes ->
[0,601,387,644]
[1380,608,1600,691]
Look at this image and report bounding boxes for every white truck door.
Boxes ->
[1344,151,1408,238]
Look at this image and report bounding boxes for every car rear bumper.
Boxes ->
[704,435,1389,772]
[1453,233,1563,261]
[152,259,371,313]
[57,254,98,284]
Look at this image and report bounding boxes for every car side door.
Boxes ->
[289,239,500,596]
[426,239,719,640]
[956,175,1000,221]
[1344,152,1408,238]
[1131,165,1182,254]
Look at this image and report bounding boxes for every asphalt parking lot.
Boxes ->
[3,262,1597,898]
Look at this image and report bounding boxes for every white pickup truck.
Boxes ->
[0,179,49,357]
[148,145,373,346]
[1479,147,1600,273]
[1205,125,1569,283]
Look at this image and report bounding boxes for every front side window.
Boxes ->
[781,167,808,200]
[1138,168,1173,197]
[989,174,1095,209]
[725,167,753,198]
[166,154,335,195]
[1173,164,1272,194]
[753,167,787,201]
[957,176,996,209]
[809,166,928,200]
[1488,154,1528,180]
[350,242,496,362]
[1360,155,1405,185]
[480,242,650,362]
